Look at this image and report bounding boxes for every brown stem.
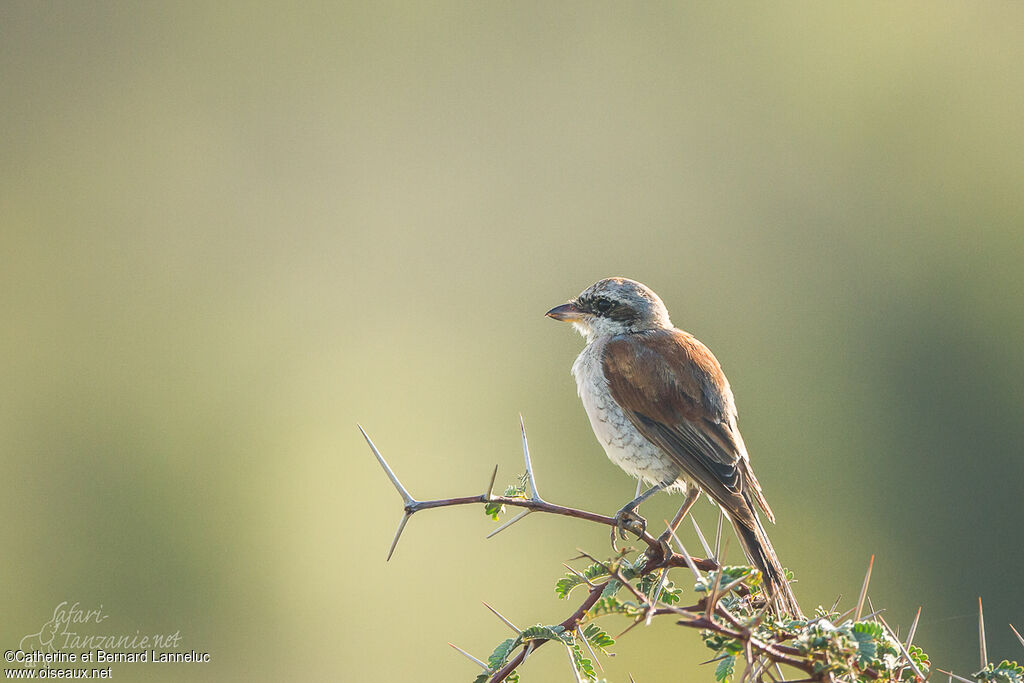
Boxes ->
[488,581,605,683]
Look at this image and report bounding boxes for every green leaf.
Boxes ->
[620,554,647,579]
[484,476,528,520]
[600,578,621,599]
[487,638,518,671]
[587,596,642,619]
[975,660,1024,683]
[521,624,570,645]
[851,621,884,667]
[555,562,611,599]
[503,483,526,498]
[483,501,505,520]
[702,631,744,656]
[715,655,736,682]
[569,640,598,681]
[695,566,758,594]
[582,623,615,651]
[851,621,884,639]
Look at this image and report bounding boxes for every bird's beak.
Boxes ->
[545,302,584,322]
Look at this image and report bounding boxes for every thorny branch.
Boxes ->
[360,418,1012,683]
[358,417,710,569]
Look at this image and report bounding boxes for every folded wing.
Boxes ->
[602,329,775,528]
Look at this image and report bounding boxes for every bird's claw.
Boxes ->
[611,506,647,542]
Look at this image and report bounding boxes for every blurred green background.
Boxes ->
[2,2,1022,681]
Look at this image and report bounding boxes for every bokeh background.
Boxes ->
[2,2,1022,681]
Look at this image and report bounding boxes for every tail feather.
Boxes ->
[732,516,803,618]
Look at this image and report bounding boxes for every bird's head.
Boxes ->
[546,277,673,341]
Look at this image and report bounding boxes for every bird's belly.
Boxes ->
[573,344,685,490]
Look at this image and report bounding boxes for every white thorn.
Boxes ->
[905,606,922,650]
[486,509,531,539]
[646,569,668,626]
[576,625,604,673]
[689,514,713,558]
[485,464,499,500]
[482,602,520,633]
[937,671,977,683]
[563,563,597,588]
[860,608,886,621]
[855,555,874,621]
[667,527,703,581]
[358,425,416,506]
[448,642,488,671]
[519,414,542,501]
[878,613,926,681]
[979,597,987,669]
[1010,623,1024,649]
[386,513,412,561]
[713,509,724,561]
[829,593,843,615]
[896,632,927,681]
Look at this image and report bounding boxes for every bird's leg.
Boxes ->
[663,487,701,540]
[655,487,701,560]
[611,480,670,545]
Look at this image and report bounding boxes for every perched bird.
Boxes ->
[546,277,801,616]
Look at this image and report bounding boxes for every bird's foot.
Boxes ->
[610,506,647,544]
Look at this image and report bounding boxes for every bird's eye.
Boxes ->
[595,298,612,313]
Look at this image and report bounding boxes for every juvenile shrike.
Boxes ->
[547,277,801,616]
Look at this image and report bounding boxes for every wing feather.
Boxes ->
[602,329,775,527]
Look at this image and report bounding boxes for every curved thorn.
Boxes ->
[519,414,541,501]
[358,424,416,506]
[449,642,488,671]
[487,509,531,539]
[386,512,412,561]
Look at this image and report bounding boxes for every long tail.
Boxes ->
[732,516,803,618]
